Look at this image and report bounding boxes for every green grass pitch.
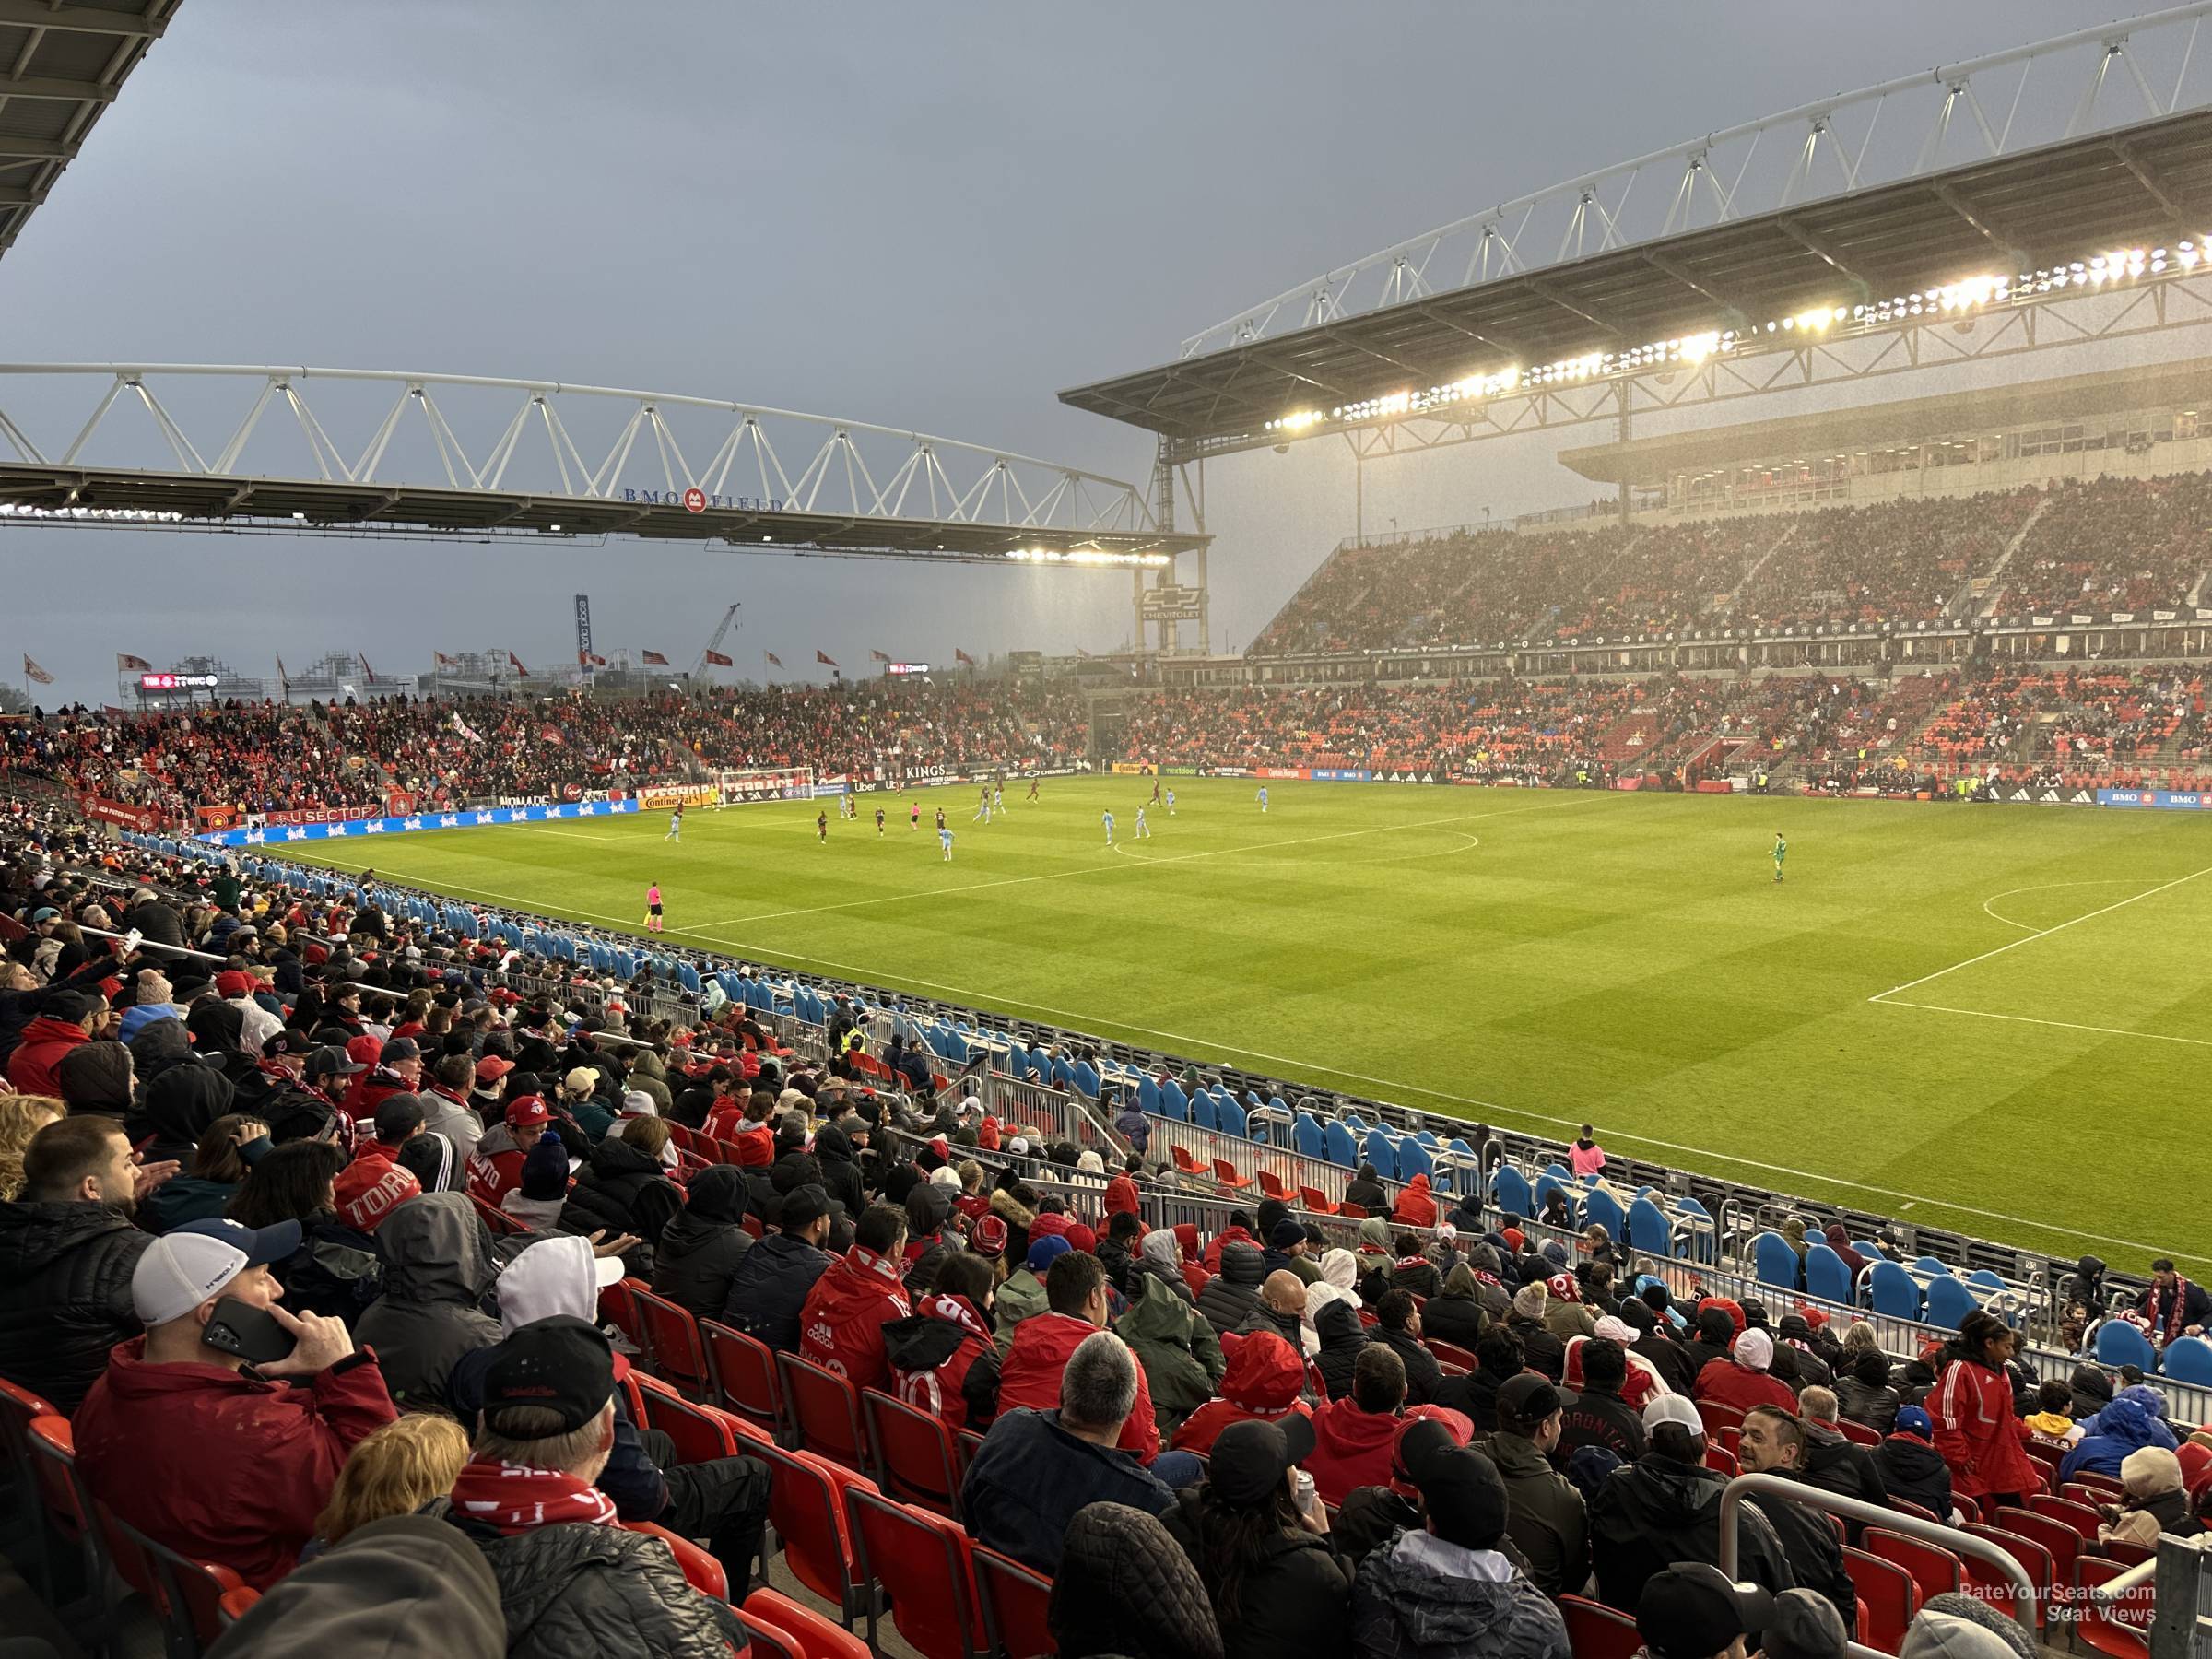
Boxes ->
[288,776,2212,1270]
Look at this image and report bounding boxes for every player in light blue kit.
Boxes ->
[1256,785,1269,813]
[665,806,682,841]
[1101,809,1115,845]
[939,824,956,861]
[1135,805,1150,840]
[1166,787,1176,816]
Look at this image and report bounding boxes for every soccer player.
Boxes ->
[1026,777,1040,802]
[1771,831,1786,884]
[817,809,829,844]
[973,787,991,824]
[939,823,956,861]
[665,805,682,841]
[1101,808,1115,845]
[1256,785,1269,813]
[935,806,947,833]
[1135,804,1150,840]
[1166,787,1176,816]
[994,781,1005,813]
[875,806,886,836]
[1150,777,1162,806]
[645,882,664,933]
[911,801,922,830]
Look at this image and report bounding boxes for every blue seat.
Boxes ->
[677,963,701,994]
[1292,1113,1326,1160]
[1533,1172,1568,1218]
[1070,1061,1100,1100]
[1364,1130,1400,1182]
[1924,1275,1977,1331]
[2161,1335,2212,1385]
[1803,1244,1854,1306]
[1867,1260,1923,1322]
[1490,1166,1534,1221]
[1397,1139,1432,1182]
[1583,1186,1623,1243]
[1137,1076,1160,1114]
[1217,1097,1249,1140]
[1189,1090,1217,1132]
[1049,1056,1075,1092]
[1752,1231,1802,1293]
[2096,1318,2159,1372]
[1160,1080,1188,1116]
[1323,1120,1359,1171]
[1912,1255,1950,1277]
[1627,1195,1675,1259]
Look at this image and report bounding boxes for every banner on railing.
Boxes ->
[80,795,162,831]
[2097,788,2212,809]
[199,797,641,847]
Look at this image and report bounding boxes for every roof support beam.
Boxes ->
[1775,215,1872,293]
[1927,179,2030,265]
[0,72,115,101]
[1406,300,1533,365]
[0,2,165,35]
[0,182,45,206]
[1640,248,1753,322]
[2108,139,2200,234]
[1523,276,1625,340]
[0,135,77,161]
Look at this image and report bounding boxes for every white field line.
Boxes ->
[518,826,633,844]
[1979,878,2133,934]
[1868,863,2212,1003]
[1879,999,2212,1050]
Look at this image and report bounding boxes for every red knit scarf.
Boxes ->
[450,1456,618,1535]
[2154,1276,2197,1346]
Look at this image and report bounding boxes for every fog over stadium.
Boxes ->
[0,0,2138,704]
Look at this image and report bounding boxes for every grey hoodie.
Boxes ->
[1350,1529,1571,1659]
[210,1512,505,1658]
[351,1191,500,1408]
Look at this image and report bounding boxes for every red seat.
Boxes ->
[753,1441,876,1628]
[1171,1146,1202,1175]
[2027,1493,2104,1540]
[1559,1594,1642,1659]
[2074,1555,2154,1659]
[1837,1416,1880,1446]
[701,1318,785,1435]
[1299,1185,1339,1215]
[846,1488,988,1659]
[217,1584,260,1625]
[1960,1522,2051,1626]
[1702,1445,1739,1477]
[740,1610,803,1659]
[638,1372,743,1465]
[1427,1339,1477,1372]
[743,1587,875,1659]
[1994,1506,2081,1589]
[622,1518,728,1601]
[1257,1170,1291,1201]
[632,1287,710,1397]
[779,1352,868,1472]
[863,1388,961,1517]
[1699,1400,1747,1434]
[0,1379,62,1595]
[1887,1498,1941,1524]
[599,1276,651,1352]
[973,1544,1056,1659]
[98,1500,246,1657]
[1865,1526,1962,1608]
[1842,1545,1919,1655]
[1211,1159,1253,1191]
[469,1191,530,1234]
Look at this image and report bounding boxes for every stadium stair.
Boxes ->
[1972,494,2053,618]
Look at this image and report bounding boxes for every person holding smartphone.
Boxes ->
[71,1213,399,1590]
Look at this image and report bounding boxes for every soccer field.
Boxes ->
[288,777,2212,1269]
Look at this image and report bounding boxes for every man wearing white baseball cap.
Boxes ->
[72,1215,399,1589]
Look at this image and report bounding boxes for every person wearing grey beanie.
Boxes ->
[1899,1592,2041,1659]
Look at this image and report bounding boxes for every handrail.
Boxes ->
[1718,1471,2037,1633]
[75,923,224,964]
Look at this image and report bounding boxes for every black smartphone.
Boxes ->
[202,1297,297,1366]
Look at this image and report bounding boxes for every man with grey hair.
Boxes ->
[1794,1383,1888,1509]
[960,1328,1179,1572]
[445,1316,749,1658]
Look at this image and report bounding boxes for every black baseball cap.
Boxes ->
[1496,1372,1563,1423]
[1637,1563,1775,1659]
[171,1215,304,1269]
[373,1093,428,1145]
[44,989,92,1023]
[381,1037,421,1064]
[483,1315,615,1433]
[263,1029,316,1059]
[306,1044,366,1079]
[1208,1413,1316,1506]
[779,1183,831,1232]
[1399,1418,1508,1548]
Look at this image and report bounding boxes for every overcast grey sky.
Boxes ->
[0,0,2146,704]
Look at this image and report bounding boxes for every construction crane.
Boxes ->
[691,603,741,680]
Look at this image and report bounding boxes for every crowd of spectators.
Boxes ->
[0,802,2206,1655]
[0,680,1088,824]
[1251,475,2212,655]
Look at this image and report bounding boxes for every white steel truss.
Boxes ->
[1179,3,2212,359]
[0,363,1161,537]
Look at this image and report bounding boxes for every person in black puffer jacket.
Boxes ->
[719,1185,835,1352]
[810,1124,866,1220]
[1872,1406,1955,1520]
[0,1115,152,1413]
[1437,1326,1527,1432]
[650,1165,751,1321]
[1506,1284,1566,1382]
[559,1120,683,1277]
[1312,1296,1368,1402]
[1199,1241,1267,1336]
[1368,1290,1442,1406]
[902,1181,961,1297]
[1421,1264,1490,1351]
[228,1138,384,1326]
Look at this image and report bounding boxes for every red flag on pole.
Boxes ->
[641,650,669,666]
[763,651,782,667]
[955,648,976,666]
[870,649,891,664]
[360,653,376,683]
[116,653,150,672]
[704,650,733,667]
[434,652,456,667]
[22,655,52,685]
[816,650,839,667]
[507,652,530,677]
[587,653,607,667]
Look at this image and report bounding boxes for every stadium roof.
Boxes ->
[0,0,179,265]
[1558,357,2212,484]
[1059,108,2212,450]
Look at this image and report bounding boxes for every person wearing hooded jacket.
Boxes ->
[138,1059,237,1171]
[210,1510,506,1659]
[901,1180,960,1296]
[811,1122,866,1218]
[1313,1294,1370,1402]
[6,989,93,1095]
[1874,1406,1957,1520]
[2069,1363,2117,1423]
[1586,1404,1793,1611]
[1199,1241,1267,1337]
[650,1164,751,1320]
[352,1191,502,1409]
[56,1037,135,1120]
[1505,1284,1566,1382]
[1423,1265,1490,1351]
[1172,1328,1309,1455]
[1120,1266,1227,1440]
[2060,1385,2178,1482]
[883,1250,1001,1431]
[798,1204,912,1394]
[1306,1346,1408,1506]
[559,1119,683,1277]
[1929,1311,2040,1506]
[1132,1226,1198,1309]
